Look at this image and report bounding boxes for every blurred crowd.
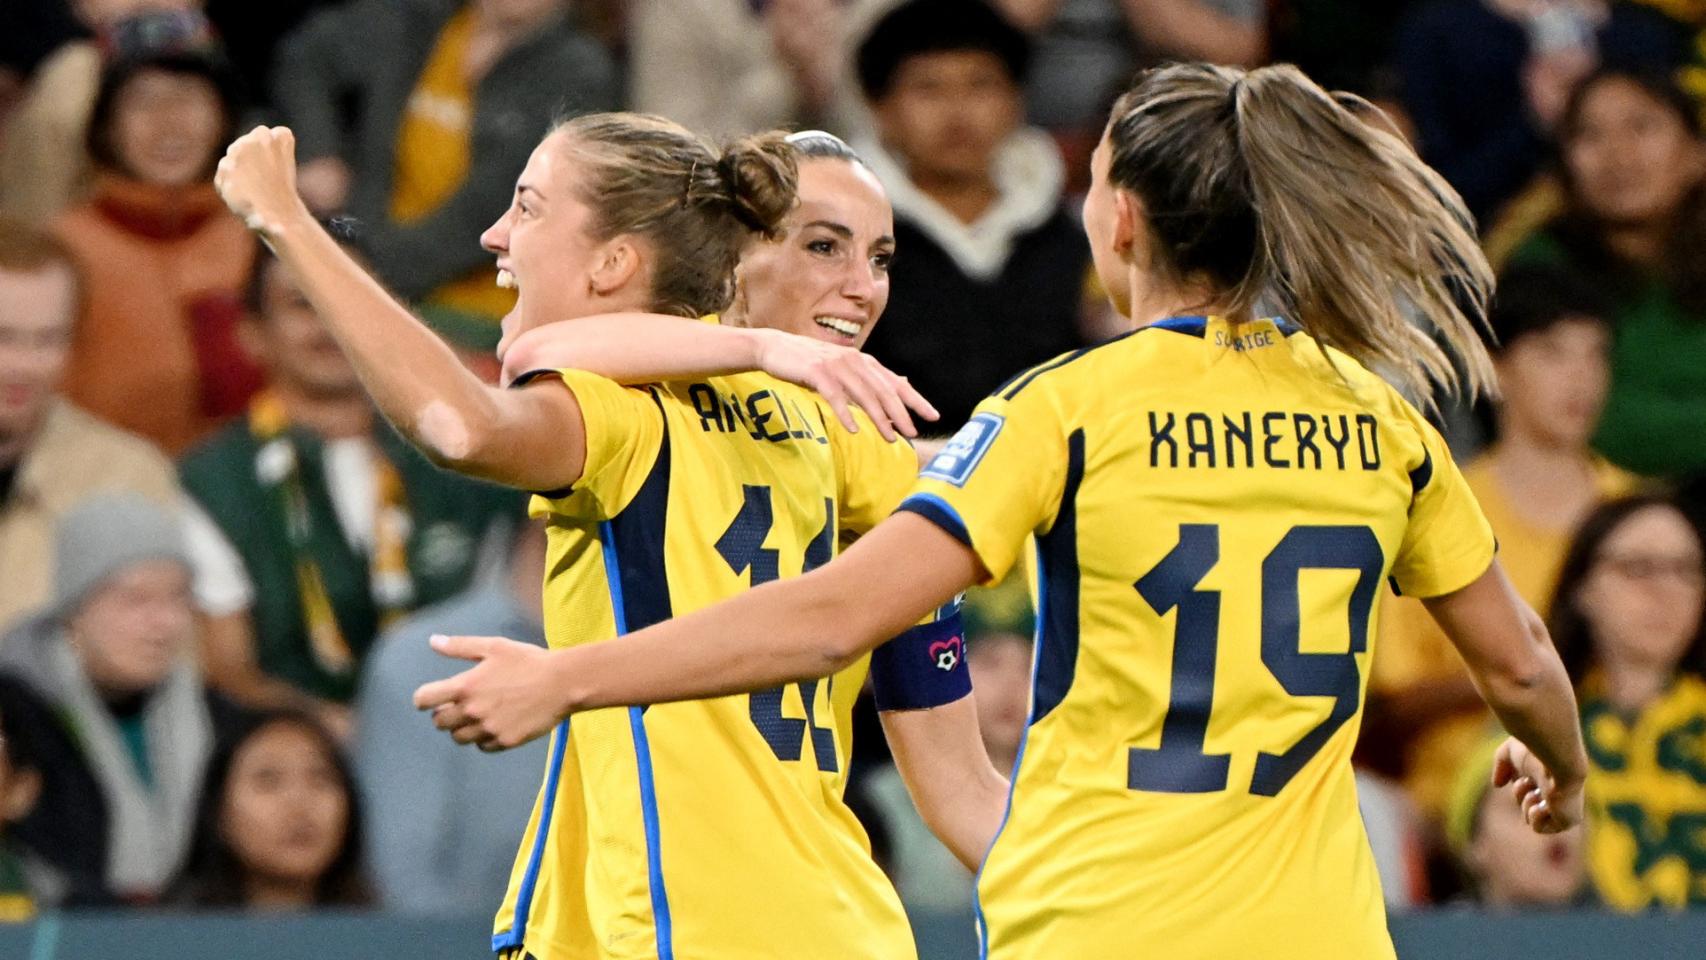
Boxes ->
[0,0,1704,927]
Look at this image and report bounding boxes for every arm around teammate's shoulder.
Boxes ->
[1423,561,1590,833]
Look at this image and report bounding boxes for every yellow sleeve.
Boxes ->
[819,402,920,538]
[522,369,665,522]
[1388,414,1497,599]
[898,389,1068,585]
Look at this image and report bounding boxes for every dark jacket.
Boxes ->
[272,0,619,298]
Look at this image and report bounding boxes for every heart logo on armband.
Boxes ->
[928,636,964,672]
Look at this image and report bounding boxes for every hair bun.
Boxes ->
[716,132,799,238]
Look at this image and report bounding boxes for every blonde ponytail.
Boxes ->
[1107,63,1495,402]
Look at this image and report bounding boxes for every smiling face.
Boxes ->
[482,132,643,362]
[108,67,226,187]
[732,158,894,349]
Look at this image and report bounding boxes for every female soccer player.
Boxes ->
[214,117,1003,960]
[420,64,1593,958]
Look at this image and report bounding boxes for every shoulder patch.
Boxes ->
[920,412,1005,487]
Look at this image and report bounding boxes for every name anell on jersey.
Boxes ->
[688,383,830,445]
[1146,410,1382,471]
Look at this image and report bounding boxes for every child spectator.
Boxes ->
[179,245,517,729]
[173,710,372,909]
[0,3,205,225]
[853,0,1090,428]
[51,14,262,455]
[1443,734,1590,908]
[0,494,233,902]
[1550,494,1706,910]
[1504,68,1706,480]
[0,217,181,633]
[1369,266,1636,825]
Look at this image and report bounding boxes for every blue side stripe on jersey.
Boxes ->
[597,400,676,960]
[491,720,571,952]
[1408,447,1434,496]
[972,538,1048,960]
[1031,429,1087,723]
[895,493,972,548]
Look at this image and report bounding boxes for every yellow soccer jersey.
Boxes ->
[1579,672,1706,909]
[493,368,920,960]
[899,316,1496,960]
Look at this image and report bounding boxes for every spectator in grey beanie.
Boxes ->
[0,493,235,902]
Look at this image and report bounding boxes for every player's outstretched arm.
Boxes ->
[416,513,983,749]
[1425,561,1590,834]
[501,313,937,440]
[881,699,1009,871]
[213,126,587,493]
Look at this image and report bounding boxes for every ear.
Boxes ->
[1111,190,1140,261]
[588,236,643,298]
[1,767,41,823]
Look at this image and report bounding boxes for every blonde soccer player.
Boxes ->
[420,65,1592,959]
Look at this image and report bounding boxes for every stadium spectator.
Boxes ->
[1504,68,1706,480]
[997,0,1266,182]
[50,16,261,456]
[0,681,55,919]
[865,623,1030,909]
[1394,0,1687,224]
[354,521,546,914]
[271,0,617,348]
[0,217,181,634]
[630,0,870,140]
[0,671,118,909]
[853,0,1090,428]
[1549,493,1706,911]
[1369,266,1635,825]
[178,244,517,729]
[0,4,207,225]
[173,710,373,909]
[0,494,233,902]
[1444,734,1589,908]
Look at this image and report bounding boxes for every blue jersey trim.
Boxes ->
[896,493,972,548]
[1031,429,1086,723]
[1408,447,1435,496]
[600,520,677,960]
[593,397,677,959]
[491,720,572,952]
[972,539,1047,959]
[1151,314,1208,337]
[628,706,674,958]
